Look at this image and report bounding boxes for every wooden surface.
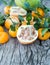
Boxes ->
[0,0,50,65]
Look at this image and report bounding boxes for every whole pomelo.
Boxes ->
[15,0,41,10]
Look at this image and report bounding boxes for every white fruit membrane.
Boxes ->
[10,6,27,16]
[17,25,38,43]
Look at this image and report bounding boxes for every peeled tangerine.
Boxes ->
[17,25,38,44]
[5,16,20,29]
[0,32,9,44]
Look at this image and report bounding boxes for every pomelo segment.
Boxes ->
[10,6,27,16]
[17,25,38,44]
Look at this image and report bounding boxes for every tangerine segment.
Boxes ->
[0,32,9,44]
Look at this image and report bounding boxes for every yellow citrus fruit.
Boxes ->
[37,8,45,17]
[32,11,38,17]
[0,26,4,32]
[9,29,17,38]
[4,6,11,14]
[5,19,12,29]
[38,28,50,40]
[0,32,9,44]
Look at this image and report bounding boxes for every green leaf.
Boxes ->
[18,15,24,21]
[26,13,32,25]
[27,21,30,25]
[48,28,50,31]
[42,28,48,36]
[24,2,35,11]
[48,17,50,24]
[24,2,30,10]
[0,14,5,25]
[43,21,49,28]
[36,12,41,16]
[9,0,15,6]
[10,25,15,31]
[26,13,32,21]
[1,0,7,5]
[34,16,41,22]
[34,22,41,30]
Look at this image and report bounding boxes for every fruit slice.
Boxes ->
[10,6,27,16]
[17,25,38,44]
[5,18,12,29]
[5,16,20,29]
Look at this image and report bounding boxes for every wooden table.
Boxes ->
[0,0,50,65]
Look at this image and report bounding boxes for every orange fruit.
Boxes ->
[0,26,4,32]
[4,6,11,14]
[32,8,45,18]
[38,28,50,40]
[32,11,38,17]
[5,19,12,29]
[37,8,45,17]
[9,29,17,38]
[0,32,9,44]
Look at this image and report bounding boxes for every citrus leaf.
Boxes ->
[34,16,41,22]
[42,28,48,36]
[26,13,32,25]
[34,22,41,30]
[24,2,35,11]
[1,0,7,5]
[43,21,49,28]
[10,25,15,31]
[9,0,15,6]
[18,15,24,21]
[26,13,32,22]
[48,17,50,24]
[0,14,5,25]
